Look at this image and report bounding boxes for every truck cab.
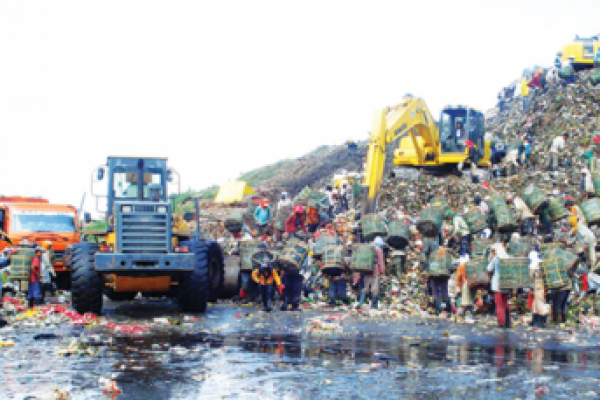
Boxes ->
[0,197,80,289]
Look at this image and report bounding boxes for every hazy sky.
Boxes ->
[0,0,598,213]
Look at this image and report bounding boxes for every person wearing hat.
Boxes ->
[277,192,291,210]
[251,252,283,312]
[445,210,470,257]
[548,133,567,172]
[40,241,57,302]
[507,194,535,237]
[454,255,473,317]
[356,237,386,309]
[567,216,596,269]
[28,247,44,308]
[487,243,511,328]
[528,245,550,327]
[565,197,587,226]
[253,199,273,237]
[285,205,308,241]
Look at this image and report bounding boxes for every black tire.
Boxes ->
[103,288,137,301]
[178,240,211,312]
[70,243,103,315]
[207,241,224,301]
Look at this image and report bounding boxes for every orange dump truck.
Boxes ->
[0,197,80,288]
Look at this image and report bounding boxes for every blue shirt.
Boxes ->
[253,206,273,225]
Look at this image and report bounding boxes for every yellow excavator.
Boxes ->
[362,96,491,213]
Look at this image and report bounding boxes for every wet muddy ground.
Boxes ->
[2,299,600,399]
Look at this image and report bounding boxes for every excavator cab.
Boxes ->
[439,106,484,158]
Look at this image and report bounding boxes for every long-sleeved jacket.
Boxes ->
[252,268,281,286]
[285,214,307,233]
[528,75,542,89]
[452,216,470,237]
[253,206,273,226]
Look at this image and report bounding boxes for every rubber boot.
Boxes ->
[357,293,366,309]
[505,309,511,328]
[239,289,246,300]
[280,299,289,311]
[433,300,441,315]
[530,314,538,327]
[539,315,548,328]
[371,296,379,309]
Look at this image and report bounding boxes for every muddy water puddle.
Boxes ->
[1,303,600,399]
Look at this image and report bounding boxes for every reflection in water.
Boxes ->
[2,321,600,399]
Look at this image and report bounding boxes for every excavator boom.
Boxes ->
[362,97,439,213]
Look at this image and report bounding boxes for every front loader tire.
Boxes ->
[70,243,103,315]
[178,240,211,313]
[103,288,137,302]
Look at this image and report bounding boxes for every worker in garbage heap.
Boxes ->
[474,195,489,215]
[253,198,273,237]
[565,196,587,226]
[451,121,466,152]
[567,216,597,270]
[41,241,57,303]
[251,253,283,312]
[28,247,44,308]
[581,168,595,199]
[457,139,479,179]
[445,210,470,257]
[548,132,567,172]
[453,255,473,317]
[280,264,304,312]
[487,243,511,328]
[506,194,535,236]
[355,237,386,309]
[277,192,291,210]
[323,254,349,307]
[285,205,308,239]
[305,203,320,233]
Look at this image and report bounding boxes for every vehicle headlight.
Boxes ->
[121,205,132,213]
[157,206,168,213]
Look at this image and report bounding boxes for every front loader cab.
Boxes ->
[105,157,168,232]
[439,106,485,158]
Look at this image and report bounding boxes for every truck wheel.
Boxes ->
[208,242,224,301]
[178,240,211,312]
[70,243,103,315]
[103,288,137,301]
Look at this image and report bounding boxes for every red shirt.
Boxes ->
[30,256,41,283]
[285,214,307,233]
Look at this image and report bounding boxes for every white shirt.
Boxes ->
[41,252,56,284]
[512,197,534,219]
[529,250,541,272]
[550,136,565,153]
[476,201,490,215]
[277,198,291,210]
